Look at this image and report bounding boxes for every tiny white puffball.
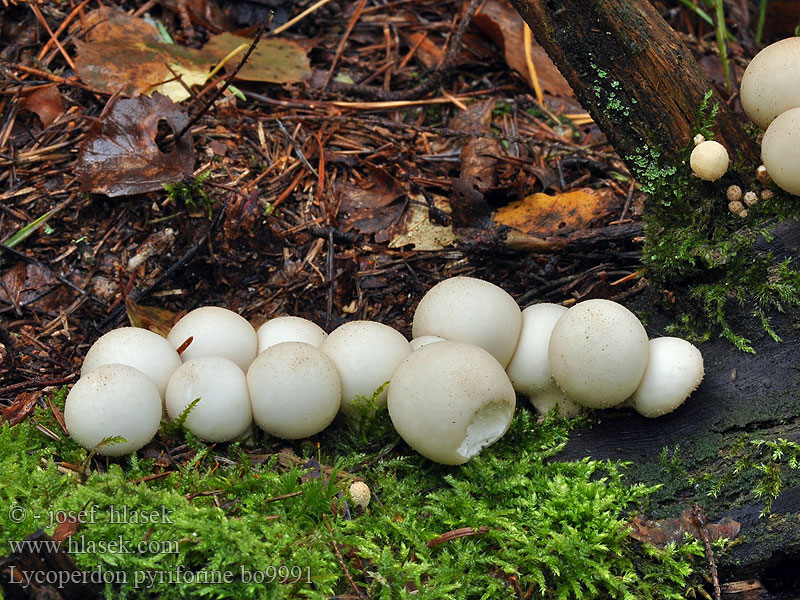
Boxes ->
[247,342,341,439]
[165,357,252,442]
[321,321,412,417]
[65,364,162,456]
[506,303,567,397]
[410,335,446,351]
[388,341,516,465]
[690,141,729,181]
[81,327,182,398]
[412,276,522,367]
[630,337,704,418]
[549,299,649,409]
[256,316,327,354]
[349,481,370,509]
[761,107,800,196]
[167,306,257,371]
[528,383,584,419]
[740,37,800,130]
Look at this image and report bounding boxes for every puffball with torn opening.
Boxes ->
[631,337,704,418]
[740,37,800,130]
[247,342,341,439]
[690,140,729,181]
[165,356,252,442]
[321,320,411,417]
[81,327,182,398]
[65,363,162,456]
[761,107,800,196]
[387,341,516,465]
[256,316,327,354]
[412,276,522,367]
[167,306,257,371]
[549,299,648,409]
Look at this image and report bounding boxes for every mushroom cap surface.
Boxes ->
[631,337,704,418]
[690,140,729,181]
[165,356,252,442]
[82,327,181,398]
[762,107,800,196]
[247,342,341,439]
[167,306,257,371]
[740,37,800,129]
[506,303,568,397]
[321,320,411,417]
[548,299,649,408]
[387,341,516,465]
[412,276,522,367]
[256,316,327,354]
[65,363,162,456]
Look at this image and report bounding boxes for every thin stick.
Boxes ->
[174,21,269,141]
[522,24,544,105]
[37,0,91,63]
[322,514,364,600]
[30,4,77,71]
[323,0,368,89]
[271,0,333,36]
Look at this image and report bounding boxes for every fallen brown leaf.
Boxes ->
[495,188,619,235]
[630,508,740,548]
[19,84,66,128]
[74,92,194,197]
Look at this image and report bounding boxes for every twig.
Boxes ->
[29,3,77,71]
[271,0,333,36]
[692,504,722,600]
[174,20,269,141]
[427,526,491,548]
[323,0,367,89]
[0,374,78,397]
[322,514,364,600]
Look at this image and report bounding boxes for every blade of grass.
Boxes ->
[0,209,57,257]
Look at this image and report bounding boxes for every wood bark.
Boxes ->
[507,0,760,175]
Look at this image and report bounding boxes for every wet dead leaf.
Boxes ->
[73,7,215,101]
[125,295,179,338]
[73,8,309,101]
[402,31,444,69]
[495,188,619,235]
[388,201,457,250]
[630,508,740,548]
[204,33,311,84]
[0,261,69,312]
[473,0,573,97]
[74,93,194,197]
[19,84,66,127]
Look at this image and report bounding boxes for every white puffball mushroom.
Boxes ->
[726,185,742,203]
[549,299,649,409]
[761,107,800,196]
[81,327,182,398]
[167,306,257,371]
[65,364,162,456]
[693,133,705,146]
[388,341,516,465]
[690,140,729,181]
[528,383,584,419]
[412,276,522,367]
[165,357,252,442]
[321,321,411,417]
[756,164,771,185]
[410,335,446,351]
[740,37,800,130]
[631,337,704,418]
[256,316,327,354]
[728,200,748,218]
[247,342,341,439]
[349,481,371,509]
[506,303,567,396]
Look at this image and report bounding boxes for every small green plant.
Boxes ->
[164,171,214,218]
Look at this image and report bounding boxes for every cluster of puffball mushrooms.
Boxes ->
[690,37,800,215]
[65,277,704,466]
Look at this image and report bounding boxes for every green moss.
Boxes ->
[1,394,714,599]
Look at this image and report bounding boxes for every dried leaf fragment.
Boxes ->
[629,508,740,548]
[74,93,194,197]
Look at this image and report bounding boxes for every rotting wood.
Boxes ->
[507,0,760,178]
